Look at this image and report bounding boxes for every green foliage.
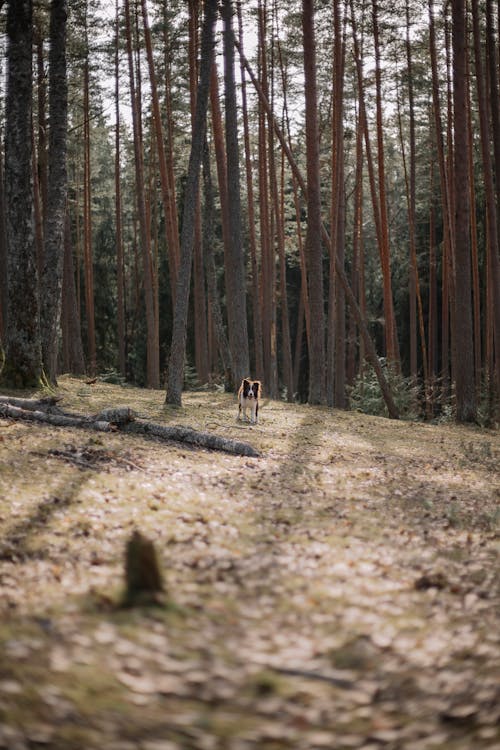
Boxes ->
[183,362,201,391]
[348,357,420,419]
[98,368,127,386]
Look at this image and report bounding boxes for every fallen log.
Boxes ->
[0,402,111,431]
[0,397,260,458]
[124,420,260,457]
[0,395,62,411]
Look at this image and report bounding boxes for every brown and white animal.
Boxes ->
[237,378,262,424]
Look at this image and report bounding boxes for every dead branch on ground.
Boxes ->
[0,396,260,458]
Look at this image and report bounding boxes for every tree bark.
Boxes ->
[257,1,278,398]
[40,0,68,385]
[61,212,85,374]
[328,0,346,408]
[0,0,42,389]
[428,0,453,394]
[124,0,159,388]
[141,0,180,301]
[237,0,264,382]
[209,62,234,388]
[371,0,399,368]
[0,138,7,342]
[452,0,476,422]
[83,52,96,377]
[302,0,325,405]
[202,141,232,382]
[221,0,250,386]
[115,0,126,378]
[166,0,218,405]
[187,1,209,386]
[484,0,500,400]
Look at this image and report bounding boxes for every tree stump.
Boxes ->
[123,530,164,606]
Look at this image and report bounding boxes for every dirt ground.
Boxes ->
[0,376,499,750]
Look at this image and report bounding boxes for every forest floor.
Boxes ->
[0,376,499,750]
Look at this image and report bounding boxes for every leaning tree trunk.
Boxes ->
[1,0,42,389]
[40,0,68,385]
[166,0,218,406]
[237,44,400,419]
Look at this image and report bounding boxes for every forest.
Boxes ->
[0,0,499,422]
[0,3,499,747]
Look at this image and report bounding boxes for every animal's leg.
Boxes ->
[250,401,257,424]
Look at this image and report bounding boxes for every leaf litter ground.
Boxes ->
[0,376,499,750]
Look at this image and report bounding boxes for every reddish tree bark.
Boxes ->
[302,0,325,404]
[452,0,476,421]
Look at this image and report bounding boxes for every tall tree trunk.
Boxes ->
[276,146,294,401]
[237,0,264,382]
[61,212,85,374]
[257,0,277,397]
[162,7,181,295]
[445,14,456,392]
[166,0,217,405]
[40,0,68,385]
[428,161,438,397]
[348,98,365,388]
[396,52,429,401]
[124,0,159,388]
[465,44,481,392]
[405,0,417,379]
[32,121,44,282]
[291,175,309,394]
[140,0,180,301]
[34,23,46,279]
[35,22,48,235]
[1,0,42,389]
[302,0,325,404]
[202,141,232,382]
[328,0,346,408]
[115,0,126,378]
[83,53,96,376]
[351,0,392,365]
[0,135,7,342]
[209,62,234,387]
[452,0,476,421]
[187,0,209,386]
[485,0,500,400]
[371,0,399,368]
[221,0,249,386]
[429,0,453,394]
[276,29,310,395]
